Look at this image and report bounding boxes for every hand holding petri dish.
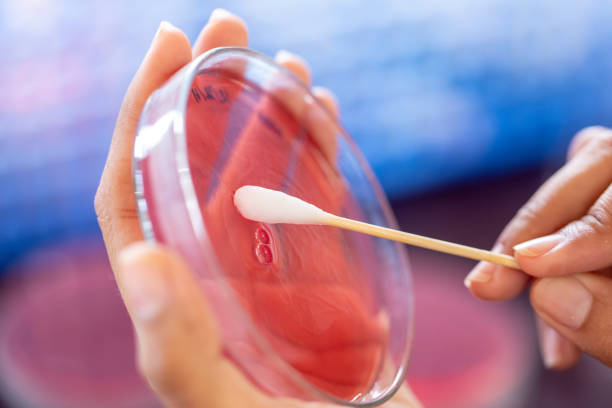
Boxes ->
[133,47,413,406]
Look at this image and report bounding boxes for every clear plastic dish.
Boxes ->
[133,47,413,406]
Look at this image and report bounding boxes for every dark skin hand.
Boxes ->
[466,126,612,369]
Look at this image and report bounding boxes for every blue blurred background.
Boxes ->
[1,0,612,407]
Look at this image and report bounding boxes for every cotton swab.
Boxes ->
[234,185,520,269]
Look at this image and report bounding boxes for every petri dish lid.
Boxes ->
[134,47,413,406]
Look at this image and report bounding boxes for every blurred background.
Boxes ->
[1,0,612,407]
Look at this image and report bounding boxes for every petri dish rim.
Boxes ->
[133,46,413,406]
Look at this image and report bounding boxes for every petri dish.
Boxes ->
[133,47,413,406]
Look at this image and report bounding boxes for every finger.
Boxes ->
[514,183,612,276]
[275,50,312,86]
[264,56,337,163]
[95,22,192,271]
[536,316,582,370]
[567,126,612,161]
[530,273,612,367]
[117,243,269,408]
[192,8,248,58]
[312,86,340,120]
[465,127,612,300]
[464,254,530,301]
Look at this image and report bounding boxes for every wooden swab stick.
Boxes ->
[234,186,520,269]
[326,216,519,269]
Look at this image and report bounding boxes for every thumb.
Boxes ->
[116,242,266,408]
[530,273,612,367]
[116,242,221,405]
[512,185,612,277]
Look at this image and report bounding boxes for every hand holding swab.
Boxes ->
[233,186,520,269]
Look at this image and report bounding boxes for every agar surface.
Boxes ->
[183,71,388,399]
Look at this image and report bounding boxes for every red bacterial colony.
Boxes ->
[184,72,386,399]
[255,227,271,245]
[255,243,273,265]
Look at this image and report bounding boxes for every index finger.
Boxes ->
[95,22,192,271]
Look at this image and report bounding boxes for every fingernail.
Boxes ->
[538,320,570,369]
[149,21,175,52]
[513,234,564,257]
[209,8,233,22]
[153,21,177,41]
[158,20,176,32]
[275,49,295,61]
[118,245,170,322]
[533,277,593,330]
[312,86,338,105]
[464,262,494,288]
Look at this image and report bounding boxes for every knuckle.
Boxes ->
[569,208,612,238]
[587,205,612,231]
[94,179,139,230]
[93,181,110,226]
[93,185,106,218]
[94,181,118,230]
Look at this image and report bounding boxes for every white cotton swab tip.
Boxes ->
[233,185,331,225]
